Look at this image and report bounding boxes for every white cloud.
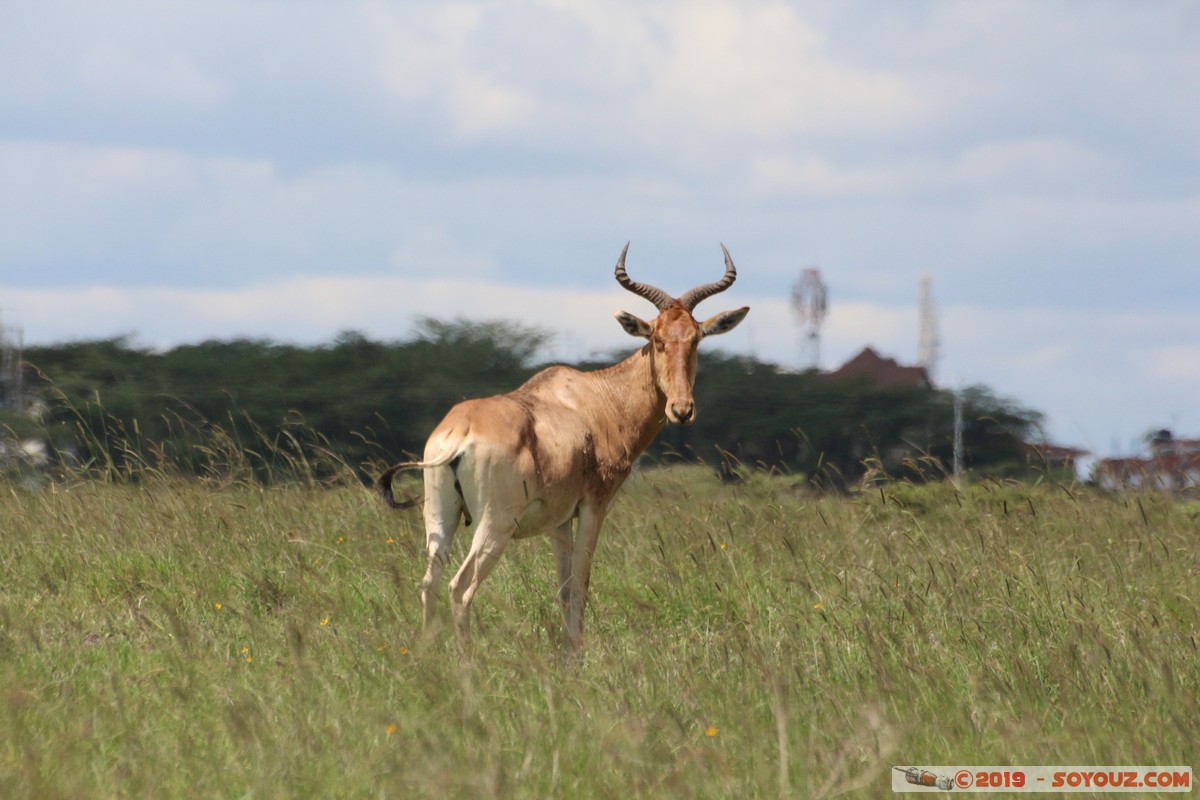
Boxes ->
[0,275,846,367]
[940,304,1200,452]
[77,41,226,107]
[631,1,919,145]
[0,3,238,112]
[368,3,536,139]
[1,277,625,360]
[951,139,1121,192]
[0,140,511,283]
[747,137,1124,200]
[747,153,920,198]
[0,141,204,271]
[360,0,923,161]
[1143,345,1200,385]
[0,140,198,202]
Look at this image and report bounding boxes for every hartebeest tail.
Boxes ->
[377,441,473,522]
[376,463,422,510]
[377,441,465,508]
[379,243,749,656]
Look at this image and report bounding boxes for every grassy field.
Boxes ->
[1,464,1197,798]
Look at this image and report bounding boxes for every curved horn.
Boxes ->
[678,243,738,311]
[614,241,673,311]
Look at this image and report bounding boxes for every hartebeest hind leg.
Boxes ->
[447,509,518,645]
[419,465,466,630]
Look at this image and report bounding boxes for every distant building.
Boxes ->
[825,346,932,390]
[0,437,48,469]
[1094,431,1200,493]
[1024,442,1088,475]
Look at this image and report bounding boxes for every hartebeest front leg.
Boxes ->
[557,504,607,657]
[551,520,576,654]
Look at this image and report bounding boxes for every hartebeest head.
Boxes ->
[613,242,750,425]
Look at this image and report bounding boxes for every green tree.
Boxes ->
[20,322,1045,487]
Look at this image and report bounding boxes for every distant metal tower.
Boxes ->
[791,267,828,370]
[917,272,939,382]
[0,311,24,412]
[952,386,964,483]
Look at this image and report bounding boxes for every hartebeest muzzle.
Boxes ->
[670,400,695,425]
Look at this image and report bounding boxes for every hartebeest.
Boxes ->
[377,243,749,654]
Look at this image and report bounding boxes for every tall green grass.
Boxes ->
[2,447,1198,797]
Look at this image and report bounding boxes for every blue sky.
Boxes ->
[1,1,1197,460]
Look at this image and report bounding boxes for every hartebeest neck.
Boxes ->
[582,345,673,466]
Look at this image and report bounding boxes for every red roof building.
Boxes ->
[1025,443,1089,473]
[1094,434,1200,493]
[825,347,931,389]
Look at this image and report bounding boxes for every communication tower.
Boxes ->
[0,310,24,412]
[917,272,939,382]
[790,267,828,370]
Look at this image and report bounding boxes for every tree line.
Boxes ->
[6,318,1044,486]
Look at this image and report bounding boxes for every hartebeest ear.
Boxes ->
[614,310,653,338]
[699,306,750,337]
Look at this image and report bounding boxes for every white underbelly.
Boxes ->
[510,496,576,538]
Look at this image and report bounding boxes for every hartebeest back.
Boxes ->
[378,243,749,655]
